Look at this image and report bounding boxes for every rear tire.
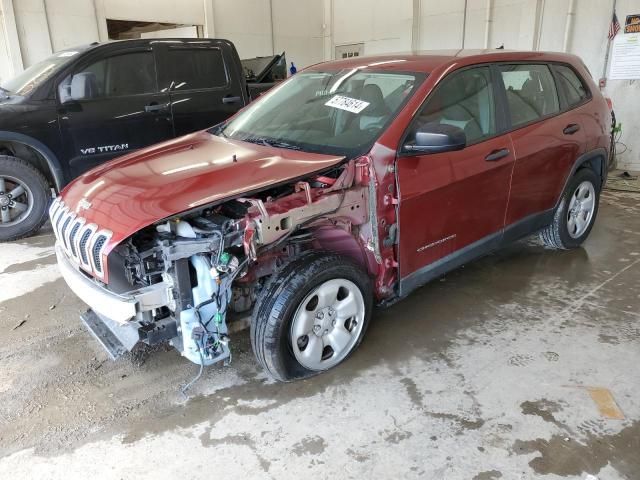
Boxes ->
[540,168,600,249]
[0,156,50,242]
[251,252,373,382]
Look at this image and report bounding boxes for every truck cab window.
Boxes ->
[163,48,228,91]
[66,51,157,100]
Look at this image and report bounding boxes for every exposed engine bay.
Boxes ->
[102,160,371,371]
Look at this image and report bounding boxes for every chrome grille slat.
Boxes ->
[60,214,74,251]
[68,219,83,258]
[92,234,108,273]
[78,226,95,266]
[49,199,111,279]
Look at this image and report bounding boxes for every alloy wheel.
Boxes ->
[0,175,33,227]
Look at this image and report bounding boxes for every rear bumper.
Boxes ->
[55,243,171,324]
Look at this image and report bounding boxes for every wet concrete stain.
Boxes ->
[472,470,502,480]
[384,429,413,444]
[199,430,271,472]
[598,333,620,345]
[400,377,424,409]
[291,435,327,456]
[520,399,567,431]
[513,420,640,478]
[425,411,485,433]
[2,253,56,274]
[345,447,370,463]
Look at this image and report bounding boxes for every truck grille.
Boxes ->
[49,198,111,279]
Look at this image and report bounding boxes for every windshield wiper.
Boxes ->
[241,136,301,150]
[0,87,10,99]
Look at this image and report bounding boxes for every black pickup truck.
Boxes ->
[0,38,285,241]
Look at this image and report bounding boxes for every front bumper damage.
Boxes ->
[56,243,170,324]
[56,243,176,358]
[56,241,233,366]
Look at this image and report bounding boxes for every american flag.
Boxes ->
[608,12,621,39]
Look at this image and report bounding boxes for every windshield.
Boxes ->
[216,69,424,157]
[2,49,83,97]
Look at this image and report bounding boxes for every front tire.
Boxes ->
[251,252,373,382]
[0,156,50,242]
[540,168,600,249]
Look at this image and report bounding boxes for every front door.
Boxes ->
[156,42,247,137]
[58,45,173,176]
[396,66,514,294]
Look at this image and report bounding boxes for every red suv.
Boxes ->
[52,50,612,382]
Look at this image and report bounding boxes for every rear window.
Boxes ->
[164,48,228,91]
[499,64,559,127]
[554,65,590,107]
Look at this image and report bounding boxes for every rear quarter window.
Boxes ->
[554,65,590,107]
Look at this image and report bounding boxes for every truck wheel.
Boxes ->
[251,252,373,382]
[0,156,50,242]
[540,168,600,250]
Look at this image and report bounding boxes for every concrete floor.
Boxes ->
[0,189,639,480]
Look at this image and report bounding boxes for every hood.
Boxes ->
[61,130,344,247]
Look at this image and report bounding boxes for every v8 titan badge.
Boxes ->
[325,95,370,114]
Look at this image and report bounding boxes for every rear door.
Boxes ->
[500,63,587,230]
[397,66,514,292]
[156,41,247,136]
[58,44,173,176]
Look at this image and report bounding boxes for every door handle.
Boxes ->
[144,103,169,113]
[485,148,510,162]
[222,96,242,104]
[563,124,580,135]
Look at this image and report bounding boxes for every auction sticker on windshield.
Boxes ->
[325,95,370,114]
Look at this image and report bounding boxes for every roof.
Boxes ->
[306,49,582,73]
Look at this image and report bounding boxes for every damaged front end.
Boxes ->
[53,158,381,368]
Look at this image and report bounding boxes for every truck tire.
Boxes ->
[251,252,373,382]
[0,156,50,242]
[540,168,600,250]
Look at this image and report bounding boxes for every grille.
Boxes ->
[49,198,111,278]
[92,235,107,273]
[68,222,81,257]
[78,229,92,264]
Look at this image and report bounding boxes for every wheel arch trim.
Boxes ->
[555,147,608,210]
[0,130,65,191]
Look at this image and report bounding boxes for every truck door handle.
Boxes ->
[144,103,169,113]
[563,124,580,135]
[485,148,510,162]
[222,96,241,104]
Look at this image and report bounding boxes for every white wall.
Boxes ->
[418,0,466,50]
[213,0,273,57]
[272,0,324,68]
[13,0,53,68]
[0,0,22,85]
[333,0,413,55]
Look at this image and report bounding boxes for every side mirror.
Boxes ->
[68,72,98,101]
[404,123,466,154]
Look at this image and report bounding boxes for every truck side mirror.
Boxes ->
[68,72,98,101]
[404,122,466,154]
